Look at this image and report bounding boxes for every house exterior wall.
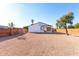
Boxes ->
[28,22,53,32]
[28,24,44,32]
[46,27,52,32]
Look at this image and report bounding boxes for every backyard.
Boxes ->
[0,33,79,55]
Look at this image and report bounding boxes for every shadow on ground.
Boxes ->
[31,32,66,35]
[0,33,26,42]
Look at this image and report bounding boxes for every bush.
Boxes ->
[68,25,74,29]
[23,26,28,29]
[52,29,57,32]
[74,23,79,28]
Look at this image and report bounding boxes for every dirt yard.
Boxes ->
[0,33,79,56]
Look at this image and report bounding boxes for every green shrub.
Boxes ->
[68,25,74,29]
[74,23,79,28]
[52,29,57,32]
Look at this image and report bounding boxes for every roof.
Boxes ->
[0,25,8,29]
[29,22,53,27]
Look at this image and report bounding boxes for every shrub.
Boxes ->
[68,25,74,29]
[74,23,79,28]
[52,29,57,32]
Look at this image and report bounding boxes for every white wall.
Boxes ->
[28,24,44,32]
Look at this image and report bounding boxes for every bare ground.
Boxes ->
[0,33,79,56]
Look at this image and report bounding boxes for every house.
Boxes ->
[28,22,53,32]
[0,25,8,29]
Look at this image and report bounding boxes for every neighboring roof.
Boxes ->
[29,22,53,27]
[0,25,8,29]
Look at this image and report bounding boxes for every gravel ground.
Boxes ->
[0,33,79,56]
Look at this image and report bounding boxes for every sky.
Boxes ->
[0,3,79,28]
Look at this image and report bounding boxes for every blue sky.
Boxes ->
[0,3,79,28]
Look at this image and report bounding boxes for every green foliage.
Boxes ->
[56,20,62,29]
[8,22,14,28]
[23,26,28,29]
[67,23,79,29]
[56,12,74,29]
[31,19,34,25]
[74,23,79,28]
[68,25,74,29]
[60,12,74,28]
[52,29,57,32]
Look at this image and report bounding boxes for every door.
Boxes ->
[47,27,51,31]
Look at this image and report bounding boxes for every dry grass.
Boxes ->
[0,33,79,56]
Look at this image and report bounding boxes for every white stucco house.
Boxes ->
[28,22,53,32]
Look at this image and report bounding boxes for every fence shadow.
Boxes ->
[31,32,66,35]
[0,33,26,42]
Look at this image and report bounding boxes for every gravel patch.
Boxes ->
[0,33,79,56]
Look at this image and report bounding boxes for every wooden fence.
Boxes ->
[0,28,27,37]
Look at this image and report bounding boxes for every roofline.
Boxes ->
[28,22,53,27]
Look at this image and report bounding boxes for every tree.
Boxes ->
[8,22,14,28]
[23,26,28,29]
[56,12,74,35]
[74,23,79,28]
[56,20,62,29]
[31,19,34,25]
[8,22,15,36]
[56,20,60,29]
